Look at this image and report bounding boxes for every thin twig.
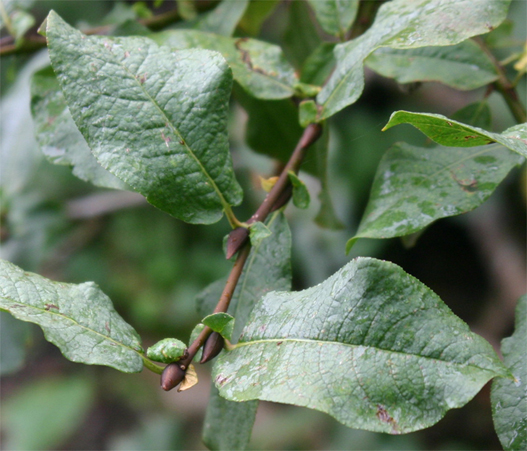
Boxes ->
[474,37,527,124]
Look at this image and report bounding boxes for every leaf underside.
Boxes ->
[214,257,508,434]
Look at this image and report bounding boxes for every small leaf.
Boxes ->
[151,30,298,100]
[30,66,127,190]
[383,111,527,158]
[491,294,527,451]
[259,175,279,193]
[178,363,198,392]
[249,221,272,248]
[146,338,187,363]
[196,0,249,37]
[176,0,197,21]
[11,10,34,43]
[46,12,242,224]
[365,40,498,90]
[307,0,359,39]
[349,142,523,250]
[189,323,205,362]
[288,171,310,209]
[214,257,509,434]
[318,0,510,119]
[202,312,235,341]
[0,259,144,373]
[299,100,318,127]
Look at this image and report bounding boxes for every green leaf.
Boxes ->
[307,0,359,39]
[249,221,271,248]
[383,111,527,158]
[189,323,205,362]
[203,386,259,451]
[2,376,94,450]
[318,0,510,120]
[288,171,310,209]
[146,338,187,363]
[196,0,249,37]
[0,259,144,373]
[312,125,345,230]
[300,42,336,86]
[150,30,298,100]
[299,100,318,127]
[238,0,279,36]
[30,66,127,190]
[235,86,303,162]
[348,143,523,250]
[202,312,235,341]
[11,9,34,43]
[199,212,292,450]
[450,101,492,130]
[491,294,527,451]
[46,11,242,224]
[214,257,509,434]
[176,0,197,21]
[365,40,498,90]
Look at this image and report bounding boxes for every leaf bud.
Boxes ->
[200,332,225,364]
[226,227,249,259]
[160,362,186,391]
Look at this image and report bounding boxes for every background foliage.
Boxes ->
[1,0,525,450]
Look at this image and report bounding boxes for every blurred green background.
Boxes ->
[1,1,525,449]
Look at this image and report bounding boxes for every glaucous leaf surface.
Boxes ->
[348,143,523,250]
[317,0,510,120]
[31,66,127,190]
[214,257,509,434]
[199,212,292,450]
[365,40,498,90]
[150,30,297,99]
[307,0,359,39]
[196,0,249,37]
[46,12,242,224]
[492,295,527,451]
[384,111,527,158]
[0,259,144,373]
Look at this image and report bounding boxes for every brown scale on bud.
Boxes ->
[226,227,249,259]
[200,332,225,364]
[160,362,186,391]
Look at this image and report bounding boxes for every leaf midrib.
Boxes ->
[231,336,496,371]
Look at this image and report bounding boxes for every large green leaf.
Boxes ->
[214,257,509,434]
[31,66,127,190]
[150,30,297,100]
[317,0,510,120]
[199,212,292,450]
[491,295,527,451]
[46,11,242,224]
[0,259,144,373]
[307,0,359,39]
[196,0,249,37]
[365,40,498,90]
[348,142,523,250]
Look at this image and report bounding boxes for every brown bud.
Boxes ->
[160,363,186,391]
[200,332,225,364]
[270,184,293,212]
[226,227,249,259]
